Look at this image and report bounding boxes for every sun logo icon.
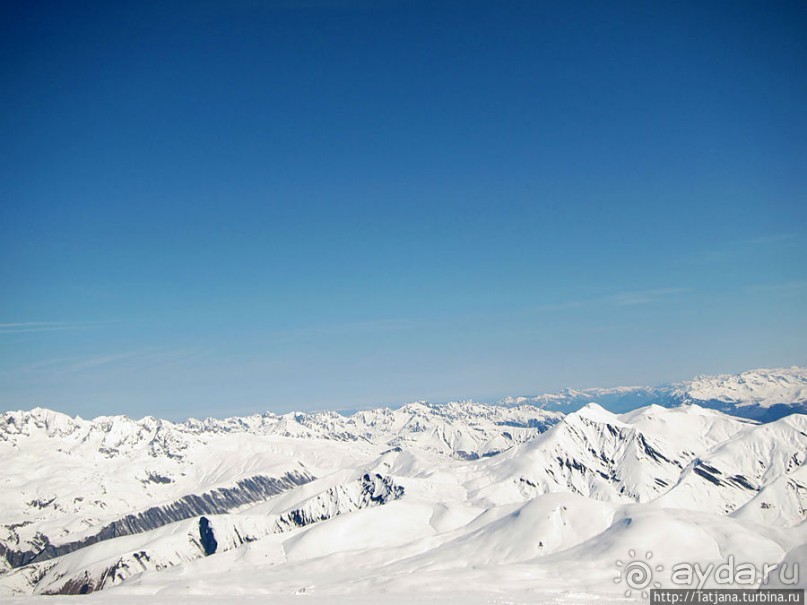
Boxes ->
[614,549,663,598]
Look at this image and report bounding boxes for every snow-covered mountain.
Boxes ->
[501,385,662,413]
[669,367,807,419]
[0,402,559,578]
[502,366,807,421]
[1,377,805,602]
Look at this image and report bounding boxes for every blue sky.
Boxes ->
[1,1,805,419]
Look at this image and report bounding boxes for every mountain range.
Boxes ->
[0,366,805,603]
[500,366,807,421]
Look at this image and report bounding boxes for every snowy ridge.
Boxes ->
[0,470,314,568]
[673,366,807,408]
[0,473,404,596]
[501,385,660,412]
[502,366,807,421]
[1,401,561,458]
[473,404,694,505]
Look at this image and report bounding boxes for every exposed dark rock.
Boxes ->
[637,433,672,464]
[27,498,56,510]
[557,456,587,473]
[693,465,723,487]
[496,418,557,430]
[729,474,757,491]
[2,470,313,569]
[144,472,174,484]
[198,517,217,556]
[697,461,722,475]
[455,451,479,461]
[519,477,538,488]
[273,474,403,533]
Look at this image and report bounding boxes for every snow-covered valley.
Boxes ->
[1,368,805,603]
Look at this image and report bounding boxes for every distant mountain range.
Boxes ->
[500,366,807,421]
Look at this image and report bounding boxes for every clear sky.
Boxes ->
[1,0,805,420]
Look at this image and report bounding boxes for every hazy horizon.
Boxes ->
[3,363,806,423]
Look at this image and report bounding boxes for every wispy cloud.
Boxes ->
[531,288,688,313]
[686,233,798,265]
[267,318,411,346]
[743,280,807,294]
[532,300,588,312]
[0,321,113,336]
[16,348,210,375]
[742,233,796,246]
[606,288,688,306]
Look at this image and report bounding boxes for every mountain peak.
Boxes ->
[570,402,620,424]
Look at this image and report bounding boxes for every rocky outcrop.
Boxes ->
[2,470,313,569]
